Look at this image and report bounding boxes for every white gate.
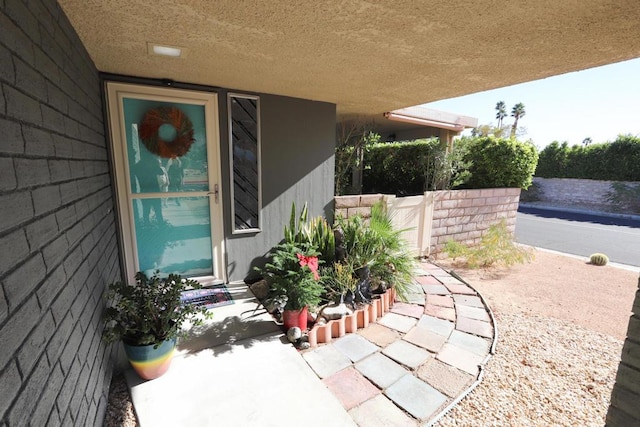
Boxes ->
[387,193,434,257]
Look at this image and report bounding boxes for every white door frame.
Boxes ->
[105,82,226,283]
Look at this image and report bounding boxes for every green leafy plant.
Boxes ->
[444,220,533,268]
[102,271,212,347]
[284,202,336,264]
[323,261,360,303]
[589,253,609,266]
[257,243,324,310]
[460,136,539,190]
[336,202,416,301]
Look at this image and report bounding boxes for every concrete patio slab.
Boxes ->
[357,323,401,347]
[382,340,431,369]
[391,302,425,318]
[404,327,447,353]
[348,394,417,427]
[355,353,410,389]
[421,284,450,295]
[426,294,454,308]
[448,330,491,356]
[417,315,455,337]
[417,359,475,398]
[436,343,485,376]
[444,283,477,295]
[333,334,379,362]
[424,304,456,322]
[456,304,491,322]
[323,367,380,410]
[378,312,418,333]
[303,344,353,379]
[452,294,484,308]
[415,275,442,286]
[456,316,494,339]
[385,374,448,420]
[126,331,356,427]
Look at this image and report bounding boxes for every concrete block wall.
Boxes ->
[430,188,521,253]
[0,2,121,426]
[529,177,640,214]
[334,194,389,219]
[335,188,521,255]
[606,276,640,426]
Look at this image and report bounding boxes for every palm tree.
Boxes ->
[510,102,526,138]
[495,101,507,129]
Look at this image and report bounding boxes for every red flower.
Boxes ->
[297,253,320,281]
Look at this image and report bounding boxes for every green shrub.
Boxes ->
[362,138,457,195]
[444,220,533,268]
[459,136,539,189]
[536,135,640,180]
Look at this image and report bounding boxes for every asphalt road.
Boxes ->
[515,207,640,267]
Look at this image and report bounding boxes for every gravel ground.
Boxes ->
[105,374,138,427]
[435,312,622,426]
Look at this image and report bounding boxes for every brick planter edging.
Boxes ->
[308,288,396,347]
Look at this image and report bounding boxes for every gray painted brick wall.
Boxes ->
[0,2,121,425]
[607,276,640,426]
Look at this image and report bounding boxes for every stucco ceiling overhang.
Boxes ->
[59,0,640,122]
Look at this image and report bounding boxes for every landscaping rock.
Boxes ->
[320,303,352,320]
[287,327,302,343]
[249,279,269,300]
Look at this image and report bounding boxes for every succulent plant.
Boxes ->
[589,253,609,266]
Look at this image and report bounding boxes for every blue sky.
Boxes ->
[423,57,640,149]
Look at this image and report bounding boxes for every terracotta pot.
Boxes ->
[282,307,308,330]
[123,338,176,380]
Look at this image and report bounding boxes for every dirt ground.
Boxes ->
[434,248,639,341]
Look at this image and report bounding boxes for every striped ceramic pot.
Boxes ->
[123,338,177,380]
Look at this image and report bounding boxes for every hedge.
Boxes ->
[536,135,640,180]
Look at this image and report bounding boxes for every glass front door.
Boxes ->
[106,83,224,282]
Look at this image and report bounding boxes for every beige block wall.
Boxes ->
[334,188,521,255]
[429,188,521,254]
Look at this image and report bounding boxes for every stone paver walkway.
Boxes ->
[301,261,496,426]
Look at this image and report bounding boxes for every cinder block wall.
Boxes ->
[335,188,520,255]
[606,276,640,426]
[0,2,121,425]
[528,177,640,214]
[430,188,521,253]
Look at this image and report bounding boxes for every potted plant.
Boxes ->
[102,271,212,380]
[258,242,324,330]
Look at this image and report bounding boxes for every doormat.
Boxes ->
[181,285,234,310]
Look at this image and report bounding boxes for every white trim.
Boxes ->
[227,93,262,234]
[105,82,226,283]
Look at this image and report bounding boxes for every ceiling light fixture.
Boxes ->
[148,43,183,58]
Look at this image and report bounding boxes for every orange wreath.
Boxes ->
[138,107,195,158]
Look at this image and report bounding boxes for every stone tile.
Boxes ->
[323,367,380,410]
[355,353,410,389]
[421,284,450,295]
[382,340,431,369]
[333,333,379,362]
[406,293,426,305]
[357,323,401,347]
[448,330,491,356]
[436,276,465,285]
[413,267,429,276]
[456,316,494,339]
[436,343,485,376]
[424,304,456,322]
[444,284,476,295]
[417,359,475,398]
[404,328,446,353]
[415,275,442,286]
[427,294,454,308]
[349,394,417,427]
[385,375,447,420]
[452,295,484,308]
[391,302,424,318]
[417,315,455,337]
[456,304,490,322]
[302,344,352,379]
[378,312,418,333]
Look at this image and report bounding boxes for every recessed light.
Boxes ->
[148,43,183,58]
